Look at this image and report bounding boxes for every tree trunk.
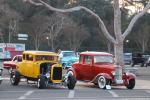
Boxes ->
[51,38,54,51]
[114,42,124,66]
[114,41,124,80]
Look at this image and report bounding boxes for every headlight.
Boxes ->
[0,69,3,76]
[111,71,116,76]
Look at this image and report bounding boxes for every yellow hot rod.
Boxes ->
[10,51,76,89]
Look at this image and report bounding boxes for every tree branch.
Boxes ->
[24,0,117,44]
[122,0,150,40]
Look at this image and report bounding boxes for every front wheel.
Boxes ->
[67,74,76,90]
[37,75,48,89]
[10,71,20,85]
[126,79,135,89]
[98,76,109,89]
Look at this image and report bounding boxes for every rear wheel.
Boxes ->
[126,79,135,89]
[98,76,108,89]
[37,75,48,89]
[67,74,76,90]
[10,71,20,85]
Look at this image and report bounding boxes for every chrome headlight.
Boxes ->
[111,71,116,76]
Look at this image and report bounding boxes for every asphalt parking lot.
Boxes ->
[1,63,150,100]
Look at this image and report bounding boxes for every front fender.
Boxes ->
[92,73,112,83]
[67,68,76,78]
[123,72,136,80]
[123,72,136,86]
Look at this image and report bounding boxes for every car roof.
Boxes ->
[80,51,113,56]
[61,51,75,53]
[23,50,58,56]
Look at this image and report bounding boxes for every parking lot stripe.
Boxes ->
[18,90,34,99]
[108,90,119,97]
[68,90,75,98]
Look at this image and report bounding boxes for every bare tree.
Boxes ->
[63,23,89,51]
[133,23,150,53]
[45,13,65,51]
[28,15,49,50]
[23,0,150,79]
[0,0,21,43]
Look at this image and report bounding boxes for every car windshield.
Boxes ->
[0,48,3,52]
[124,55,132,59]
[35,55,58,61]
[94,55,113,63]
[63,52,76,57]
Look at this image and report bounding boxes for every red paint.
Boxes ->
[68,51,136,87]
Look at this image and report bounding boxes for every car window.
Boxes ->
[18,56,22,62]
[35,55,57,61]
[0,48,3,52]
[84,56,92,64]
[63,52,76,57]
[13,57,17,61]
[26,54,33,61]
[94,56,113,63]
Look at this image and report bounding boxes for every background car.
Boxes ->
[67,51,136,89]
[3,55,22,73]
[59,51,79,69]
[144,56,150,67]
[10,51,76,89]
[124,53,132,65]
[132,53,146,67]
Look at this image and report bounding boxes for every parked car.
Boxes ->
[3,55,22,73]
[132,53,146,67]
[124,53,132,65]
[59,51,79,69]
[144,56,150,67]
[0,66,3,84]
[10,51,76,89]
[67,51,136,89]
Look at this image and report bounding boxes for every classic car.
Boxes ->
[59,51,79,69]
[3,55,22,73]
[10,51,76,89]
[67,51,136,89]
[0,66,3,84]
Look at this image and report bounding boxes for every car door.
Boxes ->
[25,54,34,77]
[80,55,94,81]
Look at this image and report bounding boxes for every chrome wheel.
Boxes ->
[37,78,40,88]
[10,74,15,84]
[98,76,107,89]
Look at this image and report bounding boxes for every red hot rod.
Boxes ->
[67,51,136,89]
